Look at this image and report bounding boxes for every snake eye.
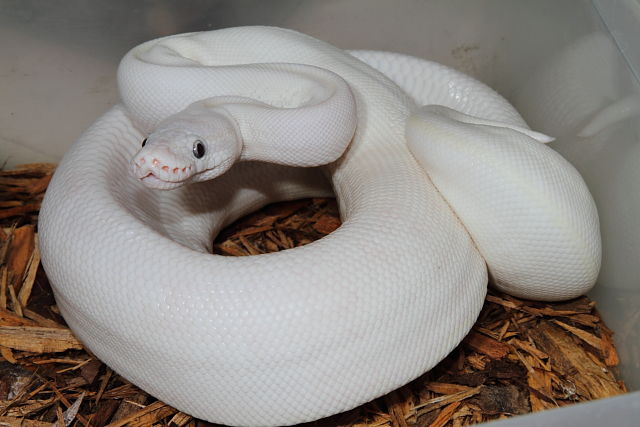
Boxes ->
[141,138,147,147]
[193,140,206,159]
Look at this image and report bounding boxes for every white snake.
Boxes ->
[39,27,601,426]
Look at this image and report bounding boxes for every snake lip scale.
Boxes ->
[135,165,195,189]
[39,26,601,426]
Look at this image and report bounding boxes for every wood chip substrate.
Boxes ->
[0,163,627,426]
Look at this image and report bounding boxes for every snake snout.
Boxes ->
[131,147,194,189]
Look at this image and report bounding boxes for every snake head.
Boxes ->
[131,107,242,190]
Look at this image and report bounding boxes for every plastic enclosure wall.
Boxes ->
[1,0,638,425]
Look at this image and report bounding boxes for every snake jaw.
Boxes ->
[138,172,186,190]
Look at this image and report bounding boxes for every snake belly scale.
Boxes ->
[39,27,601,426]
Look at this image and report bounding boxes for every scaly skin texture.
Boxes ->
[39,27,601,426]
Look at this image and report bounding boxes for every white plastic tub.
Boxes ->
[1,0,638,425]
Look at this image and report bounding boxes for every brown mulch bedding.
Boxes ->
[0,163,627,426]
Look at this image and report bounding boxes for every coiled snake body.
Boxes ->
[39,27,601,426]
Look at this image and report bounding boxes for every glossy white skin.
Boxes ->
[407,105,600,300]
[39,27,601,426]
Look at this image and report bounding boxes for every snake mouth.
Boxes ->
[137,167,218,190]
[132,157,196,190]
[139,172,189,190]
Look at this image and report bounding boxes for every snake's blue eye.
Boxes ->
[142,138,147,147]
[193,140,206,158]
